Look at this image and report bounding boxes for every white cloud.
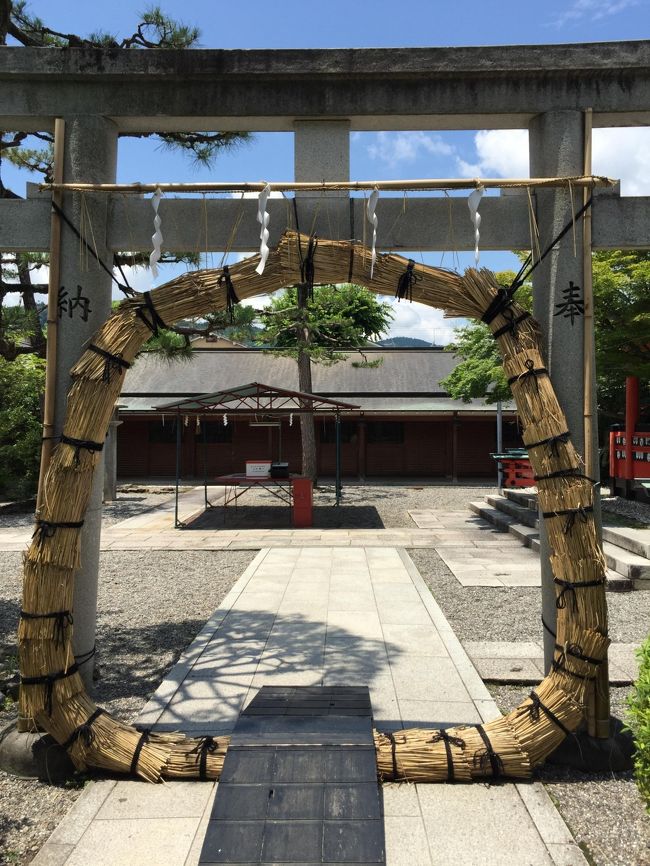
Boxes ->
[551,0,639,27]
[382,297,463,345]
[457,130,529,179]
[456,127,650,196]
[366,132,454,167]
[593,127,650,195]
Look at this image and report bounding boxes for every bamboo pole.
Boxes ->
[38,175,617,195]
[583,109,595,480]
[37,117,65,511]
[583,107,611,738]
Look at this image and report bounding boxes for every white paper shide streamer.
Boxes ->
[149,187,163,279]
[467,185,485,266]
[255,183,272,275]
[366,188,379,279]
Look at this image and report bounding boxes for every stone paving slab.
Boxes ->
[30,542,586,866]
[464,640,640,685]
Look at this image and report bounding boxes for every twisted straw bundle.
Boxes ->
[18,231,609,783]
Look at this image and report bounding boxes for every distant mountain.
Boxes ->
[375,337,435,348]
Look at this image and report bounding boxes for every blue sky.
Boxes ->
[3,0,650,343]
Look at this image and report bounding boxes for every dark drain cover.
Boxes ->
[199,686,385,865]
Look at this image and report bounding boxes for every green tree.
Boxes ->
[441,253,650,433]
[138,304,260,360]
[0,354,45,499]
[592,251,650,422]
[441,272,531,403]
[260,282,393,480]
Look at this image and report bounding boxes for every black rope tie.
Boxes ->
[387,732,402,781]
[553,576,604,611]
[75,644,97,667]
[300,235,318,300]
[542,504,594,535]
[62,707,105,752]
[473,725,503,780]
[481,287,517,327]
[20,609,73,646]
[561,642,602,666]
[33,519,85,547]
[481,197,593,334]
[507,359,548,391]
[509,196,593,294]
[395,259,420,303]
[219,266,240,322]
[492,310,532,340]
[551,652,597,682]
[541,615,557,640]
[534,467,598,484]
[430,729,465,783]
[190,736,218,781]
[135,291,168,336]
[130,728,151,776]
[87,344,131,384]
[526,431,571,458]
[59,434,104,466]
[50,201,134,297]
[523,690,572,737]
[21,664,79,716]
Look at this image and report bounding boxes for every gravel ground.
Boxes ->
[0,545,254,865]
[1,483,649,865]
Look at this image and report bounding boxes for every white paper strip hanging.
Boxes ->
[149,187,163,279]
[467,186,485,266]
[255,183,272,275]
[366,188,379,278]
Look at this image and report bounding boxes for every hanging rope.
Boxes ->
[51,201,134,296]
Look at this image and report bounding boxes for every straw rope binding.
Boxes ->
[19,231,608,783]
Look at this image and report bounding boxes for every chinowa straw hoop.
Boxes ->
[19,231,608,782]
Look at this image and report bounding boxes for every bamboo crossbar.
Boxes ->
[39,175,616,195]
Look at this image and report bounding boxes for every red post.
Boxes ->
[292,477,313,528]
[625,375,640,480]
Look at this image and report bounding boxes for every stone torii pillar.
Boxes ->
[528,110,606,733]
[48,116,118,689]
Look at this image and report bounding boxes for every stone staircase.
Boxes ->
[470,489,650,591]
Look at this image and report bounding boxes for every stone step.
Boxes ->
[503,488,538,512]
[468,501,514,532]
[602,540,650,582]
[486,494,539,529]
[503,489,650,560]
[602,524,650,560]
[469,501,634,592]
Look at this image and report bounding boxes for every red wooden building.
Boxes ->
[116,348,521,481]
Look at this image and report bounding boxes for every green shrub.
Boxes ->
[627,634,650,810]
[0,355,45,500]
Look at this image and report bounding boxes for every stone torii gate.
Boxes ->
[2,42,650,733]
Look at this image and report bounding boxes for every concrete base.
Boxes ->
[0,724,75,782]
[547,717,634,773]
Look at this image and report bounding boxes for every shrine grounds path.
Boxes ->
[0,482,648,865]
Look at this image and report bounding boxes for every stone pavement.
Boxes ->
[33,546,587,866]
[409,509,541,587]
[465,640,640,686]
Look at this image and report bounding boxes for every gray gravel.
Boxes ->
[0,544,254,865]
[409,547,650,645]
